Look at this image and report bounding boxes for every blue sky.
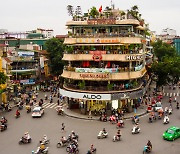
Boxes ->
[0,0,180,35]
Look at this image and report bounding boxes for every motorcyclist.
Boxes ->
[164,115,169,123]
[145,140,152,152]
[61,136,67,144]
[56,105,63,113]
[39,143,45,152]
[116,129,121,140]
[134,123,140,132]
[103,128,107,134]
[41,134,48,144]
[165,107,169,114]
[16,109,20,116]
[23,132,31,143]
[25,104,31,112]
[45,94,48,100]
[1,117,7,124]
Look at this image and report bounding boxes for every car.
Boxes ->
[32,107,44,118]
[163,126,180,141]
[154,102,163,112]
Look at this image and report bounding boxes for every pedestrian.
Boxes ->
[174,97,177,102]
[61,123,65,132]
[57,99,60,105]
[88,110,92,119]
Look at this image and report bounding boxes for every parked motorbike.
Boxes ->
[99,115,107,122]
[87,148,96,154]
[163,117,169,124]
[97,131,108,139]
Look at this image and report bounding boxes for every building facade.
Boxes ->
[60,6,150,115]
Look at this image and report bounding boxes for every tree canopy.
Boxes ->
[151,40,180,87]
[45,38,65,76]
[89,7,99,18]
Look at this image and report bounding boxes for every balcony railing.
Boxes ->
[68,33,144,38]
[64,82,144,93]
[65,49,143,55]
[64,65,144,73]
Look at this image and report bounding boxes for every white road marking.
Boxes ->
[50,104,57,108]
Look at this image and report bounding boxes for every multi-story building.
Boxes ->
[60,6,150,115]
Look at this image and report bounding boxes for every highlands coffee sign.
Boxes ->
[80,73,109,79]
[125,55,143,61]
[59,89,111,100]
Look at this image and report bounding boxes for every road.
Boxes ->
[0,86,179,154]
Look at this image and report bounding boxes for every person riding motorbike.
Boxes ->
[145,140,152,152]
[116,129,121,140]
[1,117,7,124]
[61,136,67,144]
[45,94,48,100]
[16,109,20,116]
[23,132,31,143]
[39,143,45,152]
[103,128,107,134]
[164,115,169,123]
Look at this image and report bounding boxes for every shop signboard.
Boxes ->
[18,51,34,57]
[76,68,118,73]
[125,55,143,61]
[59,89,111,100]
[80,73,110,79]
[20,79,35,85]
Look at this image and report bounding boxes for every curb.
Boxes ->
[64,109,148,121]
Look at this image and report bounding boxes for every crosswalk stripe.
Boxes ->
[43,103,52,108]
[50,104,57,108]
[163,93,166,96]
[170,93,172,97]
[45,103,54,108]
[174,93,176,96]
[166,93,169,96]
[177,93,179,96]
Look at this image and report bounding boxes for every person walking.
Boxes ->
[61,123,65,132]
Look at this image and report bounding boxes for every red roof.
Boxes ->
[56,35,67,39]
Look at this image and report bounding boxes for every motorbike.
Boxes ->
[66,144,79,154]
[15,113,20,119]
[143,145,152,153]
[87,148,96,154]
[34,147,49,154]
[19,137,31,144]
[0,124,7,131]
[26,106,31,113]
[57,140,68,148]
[97,131,108,139]
[57,109,64,115]
[113,135,121,142]
[116,121,124,128]
[168,108,172,115]
[39,139,50,145]
[132,127,140,134]
[99,115,107,122]
[163,117,169,124]
[70,134,79,141]
[132,117,139,124]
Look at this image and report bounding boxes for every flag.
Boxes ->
[99,5,102,12]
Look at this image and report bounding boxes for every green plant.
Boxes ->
[89,7,99,18]
[107,83,113,90]
[78,80,85,89]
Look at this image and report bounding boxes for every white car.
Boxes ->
[154,102,163,112]
[32,107,44,118]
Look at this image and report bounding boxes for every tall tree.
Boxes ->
[151,40,180,87]
[0,72,8,85]
[45,38,65,75]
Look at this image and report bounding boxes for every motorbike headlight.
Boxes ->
[169,136,172,138]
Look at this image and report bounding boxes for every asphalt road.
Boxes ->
[0,86,179,154]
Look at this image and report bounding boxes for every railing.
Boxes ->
[9,57,35,61]
[64,65,144,73]
[11,66,37,70]
[64,82,144,93]
[65,49,143,54]
[68,33,144,38]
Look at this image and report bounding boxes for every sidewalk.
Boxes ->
[63,106,147,121]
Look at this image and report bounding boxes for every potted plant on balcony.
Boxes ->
[78,80,85,90]
[89,7,99,19]
[107,83,113,91]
